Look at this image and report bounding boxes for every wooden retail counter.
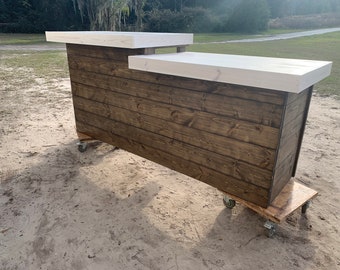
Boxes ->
[46,31,332,208]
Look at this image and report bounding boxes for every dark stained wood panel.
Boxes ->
[65,44,313,208]
[71,82,280,149]
[69,68,284,128]
[74,106,272,189]
[270,153,296,202]
[73,96,275,177]
[270,87,313,203]
[67,44,145,62]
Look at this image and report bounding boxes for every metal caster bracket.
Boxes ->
[77,141,88,153]
[223,195,236,209]
[301,200,311,214]
[264,220,277,238]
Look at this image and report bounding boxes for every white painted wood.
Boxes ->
[129,52,332,93]
[45,31,193,49]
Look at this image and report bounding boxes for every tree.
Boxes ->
[0,0,84,32]
[267,0,285,18]
[0,0,9,23]
[226,0,270,33]
[72,0,145,31]
[267,0,340,18]
[2,0,340,33]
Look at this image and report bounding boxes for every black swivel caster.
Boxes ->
[77,141,88,153]
[264,220,277,238]
[223,195,236,209]
[301,201,311,214]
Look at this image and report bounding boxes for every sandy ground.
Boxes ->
[0,70,339,269]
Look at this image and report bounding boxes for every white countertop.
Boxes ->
[45,31,193,49]
[129,52,332,93]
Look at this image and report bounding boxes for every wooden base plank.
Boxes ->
[77,131,94,142]
[221,179,318,223]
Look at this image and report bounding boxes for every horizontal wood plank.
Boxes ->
[270,88,311,203]
[202,94,283,127]
[72,82,280,149]
[274,112,305,165]
[270,153,296,201]
[284,89,310,125]
[275,89,310,167]
[69,68,283,128]
[67,44,144,62]
[75,103,273,175]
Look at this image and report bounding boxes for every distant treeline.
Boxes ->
[1,0,340,33]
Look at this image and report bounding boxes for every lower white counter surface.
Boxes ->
[129,52,332,93]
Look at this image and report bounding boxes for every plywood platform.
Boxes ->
[77,131,94,142]
[221,179,318,223]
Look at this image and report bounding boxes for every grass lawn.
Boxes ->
[193,29,309,43]
[0,48,68,92]
[0,33,46,45]
[1,31,339,97]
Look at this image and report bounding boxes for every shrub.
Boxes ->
[269,13,340,29]
[144,7,219,33]
[226,0,270,33]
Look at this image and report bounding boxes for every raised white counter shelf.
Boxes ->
[45,31,193,49]
[129,52,332,93]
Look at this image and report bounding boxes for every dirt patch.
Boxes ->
[0,69,339,269]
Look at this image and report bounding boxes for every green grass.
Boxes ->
[193,29,308,43]
[1,51,68,78]
[0,51,69,93]
[194,33,261,43]
[0,33,45,45]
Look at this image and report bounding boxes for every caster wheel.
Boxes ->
[301,201,310,214]
[77,142,88,153]
[264,220,277,238]
[223,196,236,209]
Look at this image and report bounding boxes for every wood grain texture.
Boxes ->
[71,83,280,149]
[72,97,277,167]
[65,44,314,208]
[67,44,145,62]
[73,96,273,189]
[270,87,313,203]
[69,68,284,128]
